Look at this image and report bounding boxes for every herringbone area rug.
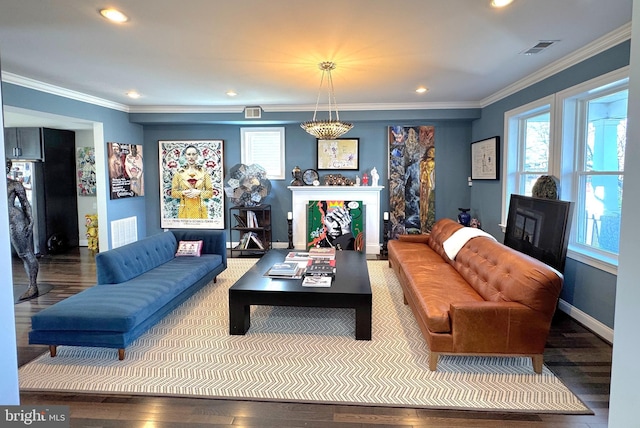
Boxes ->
[19,259,590,413]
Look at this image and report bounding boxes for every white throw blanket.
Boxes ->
[442,227,497,260]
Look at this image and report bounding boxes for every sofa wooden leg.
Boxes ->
[429,352,439,371]
[118,349,125,360]
[213,276,217,283]
[531,355,543,374]
[403,294,408,305]
[49,345,57,357]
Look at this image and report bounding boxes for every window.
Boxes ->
[503,68,628,273]
[240,127,285,179]
[560,74,627,267]
[502,96,555,225]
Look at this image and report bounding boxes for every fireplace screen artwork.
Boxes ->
[388,126,435,239]
[306,200,365,251]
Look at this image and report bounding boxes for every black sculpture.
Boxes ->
[6,159,39,300]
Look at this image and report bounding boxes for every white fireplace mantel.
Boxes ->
[288,186,384,255]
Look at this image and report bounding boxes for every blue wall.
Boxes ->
[470,40,631,328]
[141,118,475,242]
[2,83,146,248]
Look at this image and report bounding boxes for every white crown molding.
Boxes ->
[2,22,631,115]
[1,72,130,112]
[481,23,632,108]
[128,105,246,114]
[127,101,482,114]
[265,101,482,112]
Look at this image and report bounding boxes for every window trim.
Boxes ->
[501,94,555,226]
[557,67,628,274]
[240,127,286,179]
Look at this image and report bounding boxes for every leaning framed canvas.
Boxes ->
[159,140,225,229]
[470,136,499,180]
[306,200,365,251]
[317,138,359,170]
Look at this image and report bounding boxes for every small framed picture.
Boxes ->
[316,138,359,170]
[470,136,499,180]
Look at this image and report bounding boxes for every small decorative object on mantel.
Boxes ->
[371,167,379,187]
[457,208,471,227]
[290,166,303,186]
[224,163,272,206]
[362,173,369,186]
[323,173,354,186]
[302,168,319,186]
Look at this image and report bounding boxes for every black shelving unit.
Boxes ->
[229,204,272,257]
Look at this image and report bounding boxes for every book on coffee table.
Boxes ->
[308,247,336,260]
[302,275,333,287]
[285,251,311,261]
[305,259,336,276]
[265,262,304,279]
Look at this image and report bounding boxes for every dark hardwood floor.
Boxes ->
[12,248,612,427]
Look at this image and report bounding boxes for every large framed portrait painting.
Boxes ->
[159,140,224,229]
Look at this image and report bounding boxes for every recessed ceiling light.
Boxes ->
[126,91,141,99]
[416,87,428,94]
[226,90,238,97]
[490,0,514,7]
[99,8,129,23]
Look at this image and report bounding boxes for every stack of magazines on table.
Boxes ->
[264,261,305,279]
[266,247,336,287]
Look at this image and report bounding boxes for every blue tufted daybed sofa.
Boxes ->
[28,229,227,360]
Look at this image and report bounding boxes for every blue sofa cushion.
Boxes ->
[31,254,222,332]
[95,231,178,284]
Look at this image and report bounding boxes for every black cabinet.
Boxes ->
[230,205,271,257]
[40,128,79,253]
[4,127,44,160]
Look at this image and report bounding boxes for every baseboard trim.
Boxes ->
[558,299,614,344]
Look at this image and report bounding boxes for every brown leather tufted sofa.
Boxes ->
[388,218,563,373]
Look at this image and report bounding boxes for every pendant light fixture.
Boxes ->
[301,61,353,140]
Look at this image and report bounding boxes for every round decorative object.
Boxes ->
[302,169,319,185]
[312,179,320,186]
[532,175,559,199]
[224,163,272,206]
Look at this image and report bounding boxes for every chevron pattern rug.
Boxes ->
[19,259,590,413]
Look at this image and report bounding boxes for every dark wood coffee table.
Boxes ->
[229,249,372,340]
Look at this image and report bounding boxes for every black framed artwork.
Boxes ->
[316,138,359,170]
[470,136,499,180]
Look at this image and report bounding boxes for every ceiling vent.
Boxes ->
[244,106,262,119]
[521,40,559,55]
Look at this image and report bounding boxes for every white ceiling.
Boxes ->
[0,0,633,118]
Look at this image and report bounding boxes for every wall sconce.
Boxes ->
[287,212,294,249]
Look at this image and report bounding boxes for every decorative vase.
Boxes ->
[457,208,471,227]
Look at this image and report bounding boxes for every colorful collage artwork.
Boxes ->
[306,200,365,251]
[388,125,436,239]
